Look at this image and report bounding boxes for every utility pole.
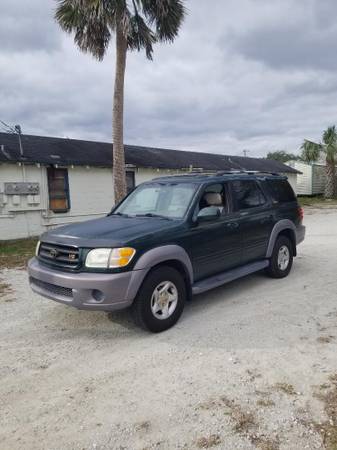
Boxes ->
[243,149,250,157]
[15,125,24,157]
[0,121,24,157]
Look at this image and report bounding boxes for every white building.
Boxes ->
[0,133,299,240]
[286,160,326,195]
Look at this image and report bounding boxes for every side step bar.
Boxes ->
[192,260,269,295]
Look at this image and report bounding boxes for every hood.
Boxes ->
[41,215,180,248]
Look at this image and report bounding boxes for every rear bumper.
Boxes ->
[27,257,147,311]
[296,225,306,245]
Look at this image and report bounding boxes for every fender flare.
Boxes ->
[266,219,297,258]
[126,245,194,302]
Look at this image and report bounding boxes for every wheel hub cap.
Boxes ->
[277,245,290,271]
[151,281,178,320]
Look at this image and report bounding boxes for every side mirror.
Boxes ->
[197,206,221,222]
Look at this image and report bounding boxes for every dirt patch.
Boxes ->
[0,279,13,302]
[317,336,335,344]
[135,420,151,432]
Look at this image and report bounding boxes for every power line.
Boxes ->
[0,120,24,156]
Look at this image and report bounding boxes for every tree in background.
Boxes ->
[301,126,337,199]
[266,150,301,163]
[55,0,186,203]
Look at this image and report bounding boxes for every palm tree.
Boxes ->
[301,126,337,199]
[55,0,186,203]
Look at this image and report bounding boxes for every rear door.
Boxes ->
[230,179,274,264]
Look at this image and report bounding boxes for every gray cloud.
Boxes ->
[0,0,61,52]
[230,23,337,71]
[1,0,337,158]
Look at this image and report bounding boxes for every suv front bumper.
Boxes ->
[28,257,147,311]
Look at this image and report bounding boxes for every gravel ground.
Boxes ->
[1,209,337,450]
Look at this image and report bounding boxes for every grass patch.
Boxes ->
[313,374,337,450]
[0,279,12,296]
[196,396,279,449]
[273,382,297,396]
[299,196,337,207]
[0,238,37,269]
[196,434,221,448]
[256,399,275,408]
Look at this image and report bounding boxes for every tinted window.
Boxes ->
[232,180,266,210]
[267,180,296,203]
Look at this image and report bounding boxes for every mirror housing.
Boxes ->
[196,206,221,223]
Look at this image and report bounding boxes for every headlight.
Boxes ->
[85,247,136,269]
[35,241,41,256]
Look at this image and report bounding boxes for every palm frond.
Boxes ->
[300,139,322,163]
[322,125,337,146]
[139,0,186,42]
[322,126,337,164]
[55,0,111,60]
[127,14,156,59]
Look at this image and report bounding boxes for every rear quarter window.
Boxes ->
[231,180,266,210]
[266,180,296,203]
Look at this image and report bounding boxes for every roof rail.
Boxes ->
[216,170,282,177]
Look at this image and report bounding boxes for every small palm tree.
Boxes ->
[301,126,337,199]
[55,0,186,203]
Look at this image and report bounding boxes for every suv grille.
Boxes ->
[29,277,73,298]
[38,242,80,269]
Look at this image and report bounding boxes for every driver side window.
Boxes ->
[197,183,227,217]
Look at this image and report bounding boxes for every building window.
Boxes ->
[126,171,135,193]
[47,167,70,213]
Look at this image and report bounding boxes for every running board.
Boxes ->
[192,260,269,295]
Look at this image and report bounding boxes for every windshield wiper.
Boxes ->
[108,212,130,217]
[135,213,171,220]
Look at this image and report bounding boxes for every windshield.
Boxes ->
[113,182,197,219]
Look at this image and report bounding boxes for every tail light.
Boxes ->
[298,206,304,222]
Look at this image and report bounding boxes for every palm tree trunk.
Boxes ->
[325,162,335,199]
[112,23,127,204]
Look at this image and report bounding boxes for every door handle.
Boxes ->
[226,222,239,229]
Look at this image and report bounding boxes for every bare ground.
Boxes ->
[1,209,337,450]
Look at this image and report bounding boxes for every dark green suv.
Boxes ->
[28,171,305,332]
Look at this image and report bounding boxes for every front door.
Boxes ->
[186,182,242,281]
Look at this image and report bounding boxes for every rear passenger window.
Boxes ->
[267,180,296,203]
[232,180,266,210]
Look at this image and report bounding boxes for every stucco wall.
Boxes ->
[0,164,175,239]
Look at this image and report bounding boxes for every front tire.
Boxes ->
[132,266,186,332]
[266,236,293,279]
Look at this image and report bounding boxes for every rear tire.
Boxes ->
[266,236,293,279]
[132,266,186,332]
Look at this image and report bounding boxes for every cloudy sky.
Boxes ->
[1,0,337,157]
